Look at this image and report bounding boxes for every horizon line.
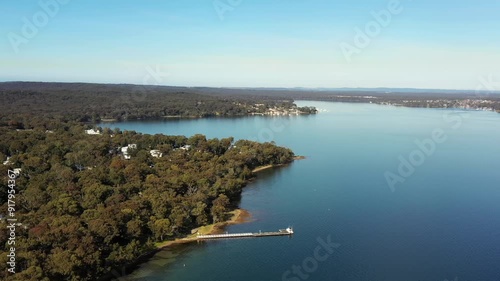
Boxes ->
[1,80,498,94]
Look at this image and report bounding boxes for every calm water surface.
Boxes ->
[102,102,500,281]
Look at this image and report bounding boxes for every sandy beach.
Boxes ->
[155,209,252,249]
[251,156,306,173]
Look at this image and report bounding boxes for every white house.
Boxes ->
[150,150,163,158]
[180,145,191,151]
[85,129,101,135]
[121,144,137,160]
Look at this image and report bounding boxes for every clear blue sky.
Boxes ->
[1,0,499,89]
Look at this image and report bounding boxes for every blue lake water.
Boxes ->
[101,102,500,281]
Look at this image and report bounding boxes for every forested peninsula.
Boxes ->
[0,82,317,122]
[0,82,310,281]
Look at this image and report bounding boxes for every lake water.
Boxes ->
[101,102,500,281]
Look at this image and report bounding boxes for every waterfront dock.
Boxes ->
[197,227,294,240]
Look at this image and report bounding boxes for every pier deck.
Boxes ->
[197,227,294,240]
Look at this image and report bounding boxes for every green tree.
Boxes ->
[152,218,172,241]
[210,194,229,223]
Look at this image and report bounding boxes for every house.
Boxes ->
[85,129,101,135]
[150,150,163,158]
[121,144,137,160]
[180,145,191,151]
[121,147,131,159]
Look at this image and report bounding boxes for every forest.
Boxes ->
[0,82,303,280]
[0,122,295,280]
[0,82,315,124]
[2,82,496,120]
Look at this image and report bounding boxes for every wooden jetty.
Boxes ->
[197,227,294,240]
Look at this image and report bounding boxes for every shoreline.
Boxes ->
[251,156,306,173]
[107,157,303,280]
[252,164,281,173]
[100,209,251,280]
[103,157,301,280]
[155,208,252,249]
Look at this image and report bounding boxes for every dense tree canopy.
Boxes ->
[0,123,294,280]
[0,82,307,280]
[0,82,317,124]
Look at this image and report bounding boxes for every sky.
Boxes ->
[1,0,499,89]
